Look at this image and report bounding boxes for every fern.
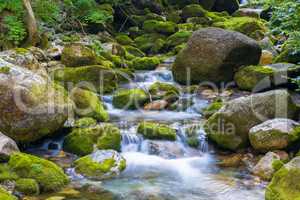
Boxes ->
[32,0,60,25]
[3,15,27,45]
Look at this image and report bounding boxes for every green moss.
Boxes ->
[149,82,180,101]
[61,35,81,43]
[74,117,97,128]
[124,46,145,57]
[213,17,267,40]
[8,153,69,192]
[202,99,223,118]
[74,156,115,178]
[181,4,207,20]
[15,178,40,195]
[178,23,201,31]
[112,88,149,110]
[52,65,118,94]
[166,31,192,47]
[63,128,95,156]
[143,20,177,35]
[272,160,284,172]
[71,88,109,122]
[206,11,229,23]
[0,187,17,200]
[234,65,274,91]
[14,48,29,55]
[137,122,177,141]
[131,57,160,70]
[187,137,200,148]
[0,164,18,182]
[0,66,10,74]
[116,34,134,46]
[97,124,121,151]
[134,33,166,53]
[61,44,97,67]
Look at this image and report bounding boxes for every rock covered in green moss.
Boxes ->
[97,124,121,151]
[266,157,300,200]
[0,164,19,182]
[0,187,17,200]
[137,122,177,141]
[124,46,145,57]
[213,17,267,40]
[149,82,180,102]
[8,153,69,192]
[249,119,300,152]
[204,90,299,151]
[74,117,97,128]
[252,152,283,181]
[15,178,40,195]
[235,63,300,91]
[71,88,109,122]
[202,99,223,118]
[173,28,261,84]
[53,65,118,93]
[115,35,134,45]
[143,20,177,35]
[112,89,149,110]
[132,57,160,70]
[0,59,70,143]
[166,31,192,47]
[181,4,207,20]
[74,150,126,180]
[61,43,97,67]
[134,33,166,53]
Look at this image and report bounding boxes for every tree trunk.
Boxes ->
[22,0,39,46]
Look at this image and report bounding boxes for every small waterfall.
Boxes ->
[121,131,143,152]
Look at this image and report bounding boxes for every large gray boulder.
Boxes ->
[204,90,299,151]
[0,132,19,161]
[0,58,71,143]
[172,28,261,84]
[249,118,300,152]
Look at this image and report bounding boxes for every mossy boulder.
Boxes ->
[132,57,160,70]
[249,119,300,152]
[61,43,97,67]
[212,0,239,14]
[124,46,145,57]
[266,157,300,200]
[204,90,299,151]
[53,65,118,93]
[115,35,134,45]
[74,117,97,128]
[15,178,40,195]
[137,122,177,141]
[8,153,69,192]
[112,89,149,110]
[181,4,207,20]
[213,17,267,40]
[143,20,177,35]
[0,187,17,200]
[252,152,283,181]
[0,164,19,182]
[0,133,19,162]
[234,64,300,91]
[173,28,261,84]
[134,33,166,53]
[149,82,180,102]
[0,59,70,143]
[74,150,126,180]
[96,124,121,151]
[166,31,192,47]
[70,88,109,122]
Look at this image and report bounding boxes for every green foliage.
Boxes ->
[0,0,23,14]
[3,16,27,45]
[32,0,60,25]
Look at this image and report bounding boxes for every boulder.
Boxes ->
[173,28,261,84]
[52,65,118,94]
[212,0,239,14]
[148,82,180,102]
[0,59,70,143]
[266,157,300,200]
[234,63,300,91]
[70,88,109,122]
[204,90,299,151]
[15,178,40,195]
[249,119,300,152]
[252,152,283,181]
[74,150,126,180]
[0,133,19,161]
[61,43,96,67]
[132,57,160,70]
[181,4,207,20]
[8,153,69,192]
[137,122,177,141]
[144,100,168,110]
[112,89,149,110]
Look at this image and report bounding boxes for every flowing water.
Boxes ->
[27,60,265,199]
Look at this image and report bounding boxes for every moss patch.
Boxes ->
[137,122,177,141]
